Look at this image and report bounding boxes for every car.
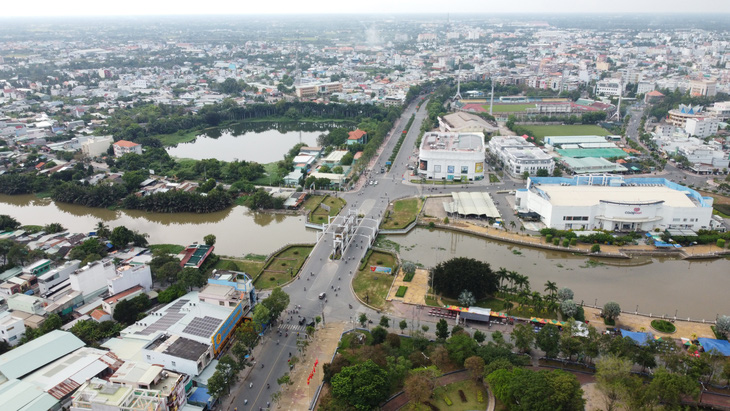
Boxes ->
[380,167,385,173]
[374,181,378,185]
[318,292,326,299]
[299,317,307,325]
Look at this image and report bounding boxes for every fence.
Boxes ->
[580,303,718,325]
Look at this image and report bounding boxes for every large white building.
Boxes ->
[685,117,720,138]
[488,136,555,176]
[596,79,623,96]
[515,175,714,232]
[417,132,485,181]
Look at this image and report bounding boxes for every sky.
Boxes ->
[4,0,730,17]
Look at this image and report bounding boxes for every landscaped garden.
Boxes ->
[381,197,422,230]
[352,250,398,309]
[651,319,676,334]
[306,195,347,224]
[254,245,313,289]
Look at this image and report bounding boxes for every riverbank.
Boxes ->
[418,218,730,260]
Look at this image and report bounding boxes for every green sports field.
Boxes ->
[519,124,610,138]
[481,103,534,113]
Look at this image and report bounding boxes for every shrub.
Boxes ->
[591,244,601,253]
[428,221,436,229]
[477,391,484,403]
[443,217,450,224]
[458,390,467,402]
[651,319,676,333]
[569,238,577,246]
[269,276,275,281]
[404,271,415,282]
[718,238,726,248]
[562,238,570,247]
[545,234,553,243]
[396,286,408,298]
[553,238,560,246]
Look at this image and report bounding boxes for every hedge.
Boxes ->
[403,271,415,282]
[443,394,453,406]
[718,238,726,248]
[395,286,408,298]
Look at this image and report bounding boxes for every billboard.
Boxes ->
[370,266,392,274]
[475,162,484,173]
[212,302,248,355]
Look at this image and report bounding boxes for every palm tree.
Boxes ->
[532,292,543,313]
[496,267,509,292]
[507,271,519,293]
[509,221,516,231]
[544,281,558,302]
[514,274,530,293]
[518,290,531,309]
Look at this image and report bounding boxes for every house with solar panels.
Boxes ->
[179,244,214,269]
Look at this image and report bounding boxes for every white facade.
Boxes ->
[417,132,485,181]
[488,136,555,176]
[707,101,730,121]
[685,117,720,138]
[70,260,117,297]
[142,334,213,377]
[596,79,622,96]
[515,176,714,232]
[636,82,655,95]
[80,135,113,157]
[0,313,26,346]
[108,265,153,295]
[38,260,81,297]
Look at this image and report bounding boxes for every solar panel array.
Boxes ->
[167,299,190,311]
[182,316,222,338]
[138,312,185,335]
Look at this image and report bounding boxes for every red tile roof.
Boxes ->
[113,140,140,147]
[348,129,367,140]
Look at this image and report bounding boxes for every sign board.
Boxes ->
[385,161,392,165]
[370,266,392,274]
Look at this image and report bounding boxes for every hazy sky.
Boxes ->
[4,0,730,17]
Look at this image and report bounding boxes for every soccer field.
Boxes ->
[520,124,610,138]
[481,103,534,113]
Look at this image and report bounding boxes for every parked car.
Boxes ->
[318,292,326,300]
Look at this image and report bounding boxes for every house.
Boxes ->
[102,285,146,316]
[0,313,26,346]
[347,129,367,145]
[112,140,142,157]
[179,244,214,268]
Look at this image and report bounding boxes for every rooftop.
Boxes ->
[0,330,84,380]
[145,334,209,362]
[538,185,697,208]
[420,132,484,152]
[113,140,140,147]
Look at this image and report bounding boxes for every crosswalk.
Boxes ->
[278,323,307,332]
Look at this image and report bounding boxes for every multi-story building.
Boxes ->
[707,101,730,121]
[80,136,113,157]
[488,136,555,176]
[295,82,342,98]
[112,140,143,157]
[417,132,485,181]
[71,378,166,411]
[596,79,623,96]
[0,313,26,346]
[689,78,717,97]
[685,117,720,138]
[668,104,705,128]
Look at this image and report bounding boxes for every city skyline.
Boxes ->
[4,0,730,17]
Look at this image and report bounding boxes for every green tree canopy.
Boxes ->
[487,367,585,411]
[331,359,390,411]
[261,287,290,323]
[431,257,498,300]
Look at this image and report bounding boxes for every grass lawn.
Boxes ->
[301,195,325,212]
[425,296,441,307]
[213,258,266,277]
[488,173,500,183]
[482,103,534,113]
[308,195,346,224]
[381,197,421,230]
[353,251,397,309]
[433,379,488,410]
[255,245,313,289]
[156,129,202,146]
[149,244,185,255]
[520,124,610,139]
[249,162,284,186]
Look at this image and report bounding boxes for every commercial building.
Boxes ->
[596,79,622,96]
[295,82,342,98]
[689,78,717,97]
[418,132,485,181]
[668,104,705,128]
[38,260,81,297]
[560,157,628,174]
[80,136,113,157]
[70,378,166,411]
[514,175,714,232]
[685,117,720,138]
[707,101,730,121]
[488,136,554,176]
[438,112,498,134]
[0,330,85,381]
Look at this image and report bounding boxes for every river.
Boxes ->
[395,227,730,320]
[1,195,728,318]
[0,195,315,257]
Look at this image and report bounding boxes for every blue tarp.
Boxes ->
[698,338,730,356]
[189,387,213,406]
[620,329,652,346]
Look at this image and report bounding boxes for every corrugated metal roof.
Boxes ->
[0,379,59,411]
[0,330,84,380]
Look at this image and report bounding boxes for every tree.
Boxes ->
[511,323,535,353]
[431,257,498,300]
[358,313,368,327]
[43,223,65,234]
[237,321,260,352]
[431,345,450,370]
[458,290,476,307]
[0,215,20,231]
[399,320,408,333]
[536,324,561,358]
[544,280,558,300]
[536,168,549,177]
[603,301,621,323]
[330,360,390,411]
[7,243,29,266]
[473,330,486,344]
[252,303,272,325]
[436,319,449,340]
[595,355,636,411]
[204,234,217,246]
[716,315,730,338]
[404,369,435,406]
[156,261,182,285]
[371,326,387,345]
[487,368,585,410]
[178,267,205,291]
[402,261,416,275]
[445,333,478,366]
[521,171,530,180]
[323,355,351,383]
[561,299,578,318]
[557,287,574,302]
[591,244,601,253]
[465,356,485,382]
[644,368,700,409]
[261,287,290,323]
[379,315,390,328]
[40,313,63,334]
